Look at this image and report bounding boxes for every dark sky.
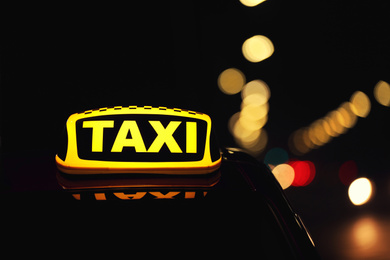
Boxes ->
[2,1,390,169]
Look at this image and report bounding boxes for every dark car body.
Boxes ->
[51,147,318,259]
[2,148,319,259]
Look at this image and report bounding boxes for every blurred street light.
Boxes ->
[242,35,274,63]
[239,0,267,7]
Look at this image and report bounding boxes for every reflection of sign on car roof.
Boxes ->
[55,106,221,175]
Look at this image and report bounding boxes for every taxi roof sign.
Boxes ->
[55,106,221,175]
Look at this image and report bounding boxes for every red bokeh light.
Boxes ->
[339,160,358,186]
[289,160,316,187]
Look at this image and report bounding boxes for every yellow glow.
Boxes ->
[229,79,270,154]
[241,80,270,105]
[301,127,317,150]
[233,124,268,155]
[241,129,268,154]
[350,91,371,118]
[228,112,241,135]
[235,126,261,145]
[55,106,221,175]
[337,102,358,129]
[242,93,267,107]
[309,119,331,146]
[230,111,267,152]
[240,102,269,121]
[352,217,381,253]
[321,117,336,137]
[217,68,246,95]
[232,114,260,143]
[239,0,266,7]
[242,35,274,63]
[272,164,295,190]
[374,80,390,107]
[289,91,370,155]
[239,114,268,131]
[289,129,311,155]
[307,125,322,147]
[327,110,347,136]
[348,178,373,206]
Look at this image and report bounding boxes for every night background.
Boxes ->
[2,1,390,259]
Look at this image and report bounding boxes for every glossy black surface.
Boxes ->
[2,148,319,259]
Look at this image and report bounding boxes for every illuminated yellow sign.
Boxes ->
[56,106,221,175]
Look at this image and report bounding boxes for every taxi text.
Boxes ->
[82,120,197,153]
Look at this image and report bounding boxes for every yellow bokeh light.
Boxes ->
[232,114,268,155]
[240,102,269,121]
[242,35,274,63]
[228,79,270,155]
[337,102,357,129]
[237,128,262,146]
[321,117,337,137]
[350,91,371,118]
[239,0,266,7]
[217,68,246,95]
[231,114,255,141]
[327,110,347,136]
[228,112,240,135]
[289,129,311,155]
[241,128,268,154]
[272,164,295,190]
[309,119,331,146]
[239,113,268,131]
[289,91,369,155]
[242,93,268,107]
[301,127,318,150]
[241,80,270,104]
[352,217,379,251]
[348,178,373,206]
[374,80,390,107]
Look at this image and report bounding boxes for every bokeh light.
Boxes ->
[229,112,268,155]
[237,129,268,154]
[374,80,390,107]
[242,35,274,63]
[327,110,347,136]
[337,102,358,129]
[289,93,367,155]
[239,0,267,7]
[228,78,271,155]
[272,164,295,190]
[308,119,331,146]
[350,91,371,118]
[264,147,289,166]
[217,68,246,95]
[339,160,358,186]
[241,102,269,121]
[290,160,316,187]
[352,217,379,252]
[241,80,270,105]
[288,129,311,155]
[228,112,240,135]
[348,177,373,206]
[239,113,268,131]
